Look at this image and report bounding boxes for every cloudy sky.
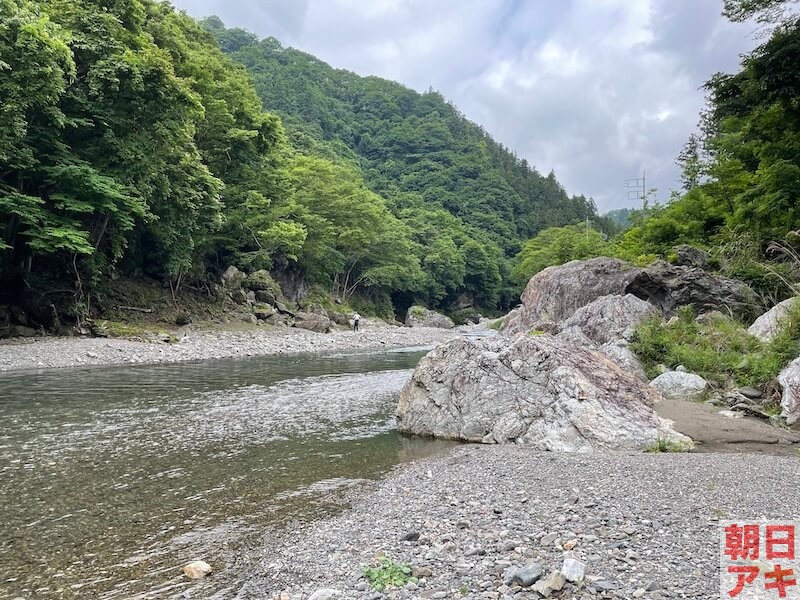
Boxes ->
[171,0,761,212]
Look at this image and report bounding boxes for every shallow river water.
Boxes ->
[0,348,453,599]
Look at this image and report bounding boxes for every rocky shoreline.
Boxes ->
[236,445,800,600]
[0,323,463,372]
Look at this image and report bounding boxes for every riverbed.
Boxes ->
[0,348,455,599]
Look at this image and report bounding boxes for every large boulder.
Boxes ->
[748,298,797,342]
[502,258,643,336]
[244,270,282,294]
[559,294,659,346]
[405,306,455,329]
[625,261,758,321]
[534,294,656,381]
[650,371,709,402]
[779,358,800,426]
[396,335,689,452]
[294,312,332,333]
[221,265,245,289]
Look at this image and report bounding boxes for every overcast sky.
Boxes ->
[171,0,761,212]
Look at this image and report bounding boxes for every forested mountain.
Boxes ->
[0,1,597,330]
[202,19,601,308]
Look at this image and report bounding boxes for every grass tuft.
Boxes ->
[646,437,694,453]
[363,557,416,591]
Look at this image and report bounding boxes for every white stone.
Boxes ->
[182,560,212,579]
[650,371,708,402]
[397,335,690,452]
[748,298,797,342]
[778,357,800,425]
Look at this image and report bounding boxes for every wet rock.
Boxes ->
[182,560,212,579]
[397,335,689,451]
[650,371,708,402]
[778,357,800,425]
[625,260,758,321]
[405,306,455,329]
[503,563,543,587]
[748,298,797,342]
[503,258,643,336]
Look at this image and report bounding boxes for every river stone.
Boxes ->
[294,313,332,333]
[738,386,763,400]
[778,357,800,426]
[502,258,643,336]
[504,564,543,587]
[183,560,212,579]
[396,335,689,451]
[11,325,37,338]
[533,571,566,597]
[255,289,277,305]
[561,554,586,583]
[650,371,709,402]
[625,260,758,321]
[308,589,341,600]
[748,298,797,342]
[405,306,455,329]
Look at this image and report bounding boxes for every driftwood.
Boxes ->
[117,306,153,313]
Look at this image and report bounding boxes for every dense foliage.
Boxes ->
[204,19,603,310]
[599,4,800,301]
[0,2,593,324]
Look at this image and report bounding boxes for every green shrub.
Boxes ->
[363,558,416,591]
[646,436,693,453]
[631,299,800,388]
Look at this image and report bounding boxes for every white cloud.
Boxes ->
[170,0,760,211]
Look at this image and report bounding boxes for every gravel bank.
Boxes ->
[236,445,800,599]
[0,324,462,372]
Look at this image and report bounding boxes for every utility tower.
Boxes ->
[625,171,646,209]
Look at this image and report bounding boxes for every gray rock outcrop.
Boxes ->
[501,258,643,336]
[625,260,758,321]
[547,294,657,380]
[748,298,797,342]
[650,371,709,402]
[405,306,455,329]
[673,245,709,269]
[779,358,800,426]
[397,335,689,451]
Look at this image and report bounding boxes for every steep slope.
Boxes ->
[203,19,598,308]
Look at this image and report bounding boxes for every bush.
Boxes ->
[631,300,800,388]
[646,437,693,453]
[363,558,416,591]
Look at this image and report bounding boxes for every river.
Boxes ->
[0,348,454,599]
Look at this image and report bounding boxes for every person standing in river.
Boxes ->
[352,312,361,332]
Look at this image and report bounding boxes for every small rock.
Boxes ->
[504,563,543,587]
[563,538,578,550]
[541,532,558,546]
[738,386,763,400]
[532,571,566,597]
[719,410,744,419]
[561,555,586,583]
[308,590,341,600]
[633,588,646,598]
[401,531,420,542]
[182,560,212,579]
